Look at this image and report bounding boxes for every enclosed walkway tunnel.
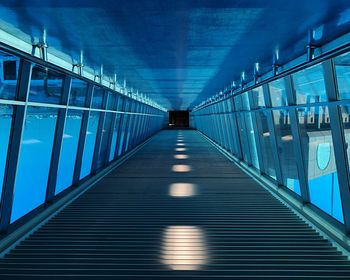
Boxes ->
[0,1,350,279]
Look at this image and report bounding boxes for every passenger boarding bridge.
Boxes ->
[0,1,349,279]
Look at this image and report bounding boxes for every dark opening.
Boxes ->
[168,110,189,128]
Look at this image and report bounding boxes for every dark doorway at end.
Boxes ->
[168,111,189,128]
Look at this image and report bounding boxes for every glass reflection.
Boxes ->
[335,51,350,100]
[175,148,187,152]
[174,154,189,159]
[161,226,208,270]
[0,105,13,203]
[176,143,185,146]
[0,51,19,100]
[256,111,277,180]
[292,63,327,104]
[169,183,197,197]
[297,105,343,222]
[172,164,191,172]
[272,109,301,195]
[11,107,58,222]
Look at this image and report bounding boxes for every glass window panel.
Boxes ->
[0,105,13,204]
[106,92,118,110]
[241,92,250,110]
[91,87,104,109]
[245,112,259,169]
[11,106,58,222]
[69,78,87,107]
[118,114,128,156]
[256,111,277,180]
[269,78,288,107]
[96,113,113,169]
[109,114,121,161]
[251,86,265,109]
[273,109,301,195]
[234,95,242,111]
[0,51,19,100]
[55,110,83,195]
[297,105,343,222]
[236,113,250,163]
[29,66,64,104]
[80,111,100,179]
[334,52,350,100]
[293,64,327,104]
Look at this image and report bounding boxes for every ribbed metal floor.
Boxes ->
[0,130,349,279]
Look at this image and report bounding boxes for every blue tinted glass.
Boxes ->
[0,51,19,100]
[334,52,350,100]
[297,105,343,222]
[55,110,83,195]
[118,114,128,156]
[91,87,104,109]
[106,92,117,110]
[124,114,133,153]
[234,95,242,111]
[117,97,124,111]
[96,113,113,169]
[245,112,259,169]
[236,113,250,163]
[11,106,58,223]
[0,105,13,204]
[293,64,327,104]
[250,86,265,109]
[69,79,87,107]
[80,111,100,179]
[109,114,121,161]
[269,78,288,107]
[241,92,250,110]
[273,109,301,195]
[256,110,277,180]
[29,66,64,104]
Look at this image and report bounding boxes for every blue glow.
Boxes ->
[55,110,83,195]
[11,107,58,222]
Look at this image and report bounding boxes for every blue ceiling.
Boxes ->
[0,0,350,109]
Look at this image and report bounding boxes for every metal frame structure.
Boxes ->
[0,47,166,233]
[191,40,350,234]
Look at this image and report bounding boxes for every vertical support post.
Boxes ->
[46,76,72,202]
[91,90,108,172]
[248,91,264,173]
[262,84,284,185]
[285,75,310,203]
[104,93,119,164]
[323,59,350,232]
[114,97,126,159]
[73,84,94,184]
[0,60,32,232]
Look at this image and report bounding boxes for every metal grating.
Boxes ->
[0,130,349,279]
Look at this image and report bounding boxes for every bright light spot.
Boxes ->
[22,139,41,145]
[63,134,73,139]
[176,148,187,152]
[177,139,184,142]
[169,183,197,197]
[174,154,189,159]
[282,135,293,141]
[177,143,185,146]
[172,164,191,172]
[263,132,270,137]
[161,226,208,270]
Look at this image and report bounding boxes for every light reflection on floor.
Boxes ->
[176,143,185,146]
[174,154,189,159]
[161,226,208,270]
[172,164,191,172]
[169,183,197,197]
